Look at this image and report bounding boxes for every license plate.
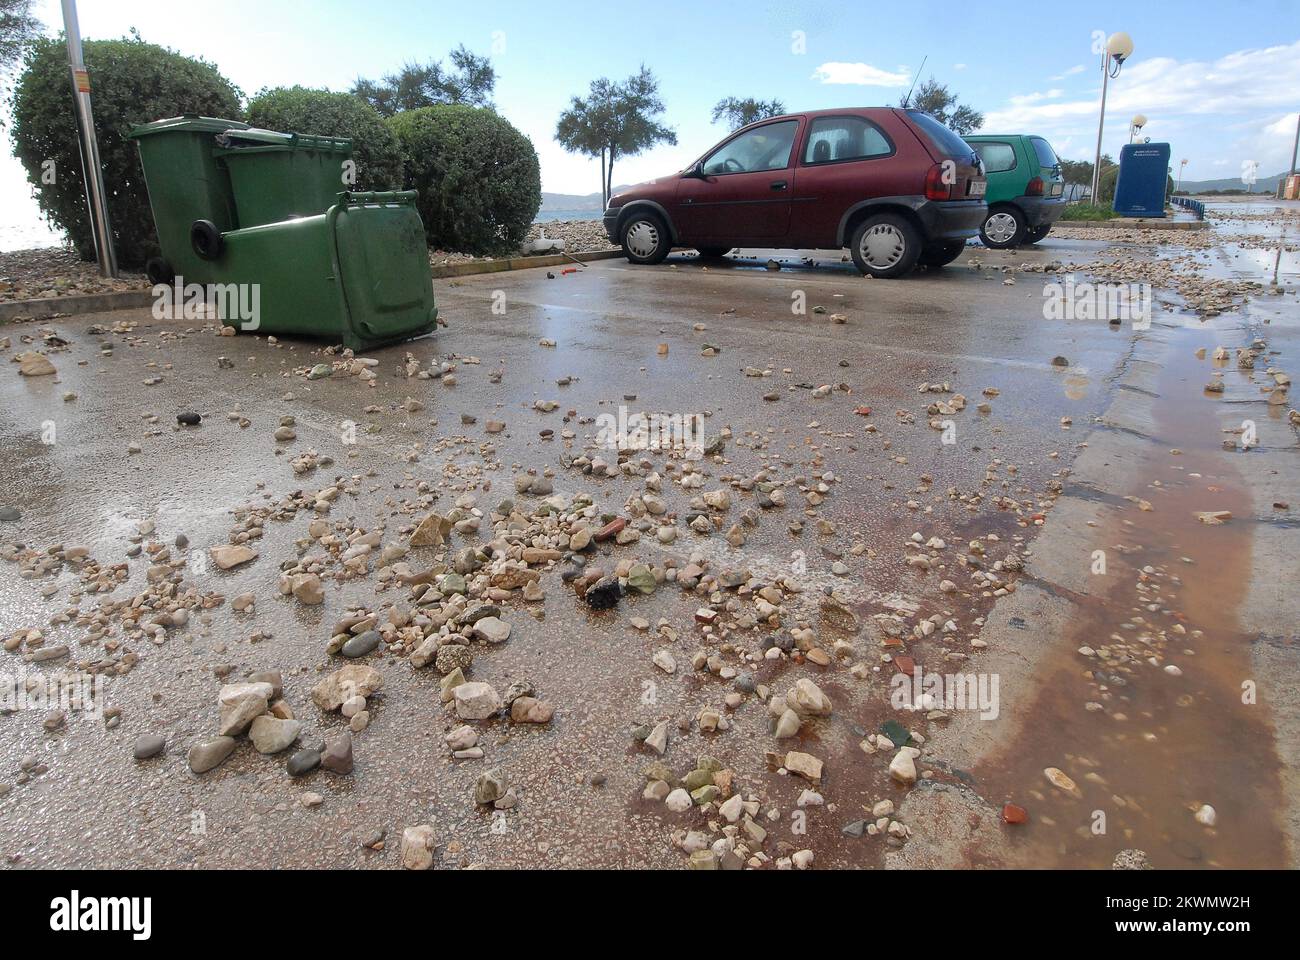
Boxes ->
[967,179,987,197]
[1051,183,1063,197]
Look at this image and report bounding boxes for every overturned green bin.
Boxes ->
[197,190,438,351]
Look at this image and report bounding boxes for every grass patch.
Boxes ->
[1060,204,1121,221]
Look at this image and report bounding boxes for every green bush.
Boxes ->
[1098,165,1119,205]
[1060,204,1119,221]
[9,34,242,266]
[386,104,540,254]
[246,86,402,190]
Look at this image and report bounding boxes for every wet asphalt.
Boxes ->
[0,210,1295,869]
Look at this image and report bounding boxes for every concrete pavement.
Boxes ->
[1,206,1296,869]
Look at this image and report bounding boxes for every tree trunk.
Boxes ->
[600,150,607,209]
[606,145,616,207]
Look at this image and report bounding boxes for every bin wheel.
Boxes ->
[191,220,224,261]
[145,257,174,285]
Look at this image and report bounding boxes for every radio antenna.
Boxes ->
[902,56,927,108]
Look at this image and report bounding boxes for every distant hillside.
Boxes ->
[1180,170,1287,194]
[540,186,634,212]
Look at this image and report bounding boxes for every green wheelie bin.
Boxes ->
[127,114,250,285]
[187,190,438,352]
[213,129,355,228]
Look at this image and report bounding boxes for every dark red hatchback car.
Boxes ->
[603,107,987,278]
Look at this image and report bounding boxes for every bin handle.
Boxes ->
[336,190,418,206]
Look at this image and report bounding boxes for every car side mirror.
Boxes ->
[683,162,705,180]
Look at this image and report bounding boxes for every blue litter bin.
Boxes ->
[1113,142,1171,217]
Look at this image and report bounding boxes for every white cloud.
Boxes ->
[1050,64,1086,81]
[1008,89,1065,106]
[979,42,1300,178]
[984,40,1300,131]
[811,62,911,86]
[953,63,968,71]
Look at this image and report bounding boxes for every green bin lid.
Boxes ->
[127,114,249,139]
[214,128,352,153]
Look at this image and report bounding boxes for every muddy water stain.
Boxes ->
[974,326,1288,868]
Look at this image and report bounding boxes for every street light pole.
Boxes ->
[1090,49,1110,203]
[1290,111,1299,177]
[60,0,117,278]
[1090,32,1134,206]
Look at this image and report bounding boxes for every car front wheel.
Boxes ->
[850,213,922,279]
[1025,224,1051,244]
[695,246,732,258]
[979,206,1026,249]
[621,213,670,265]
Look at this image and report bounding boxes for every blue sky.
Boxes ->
[4,0,1299,242]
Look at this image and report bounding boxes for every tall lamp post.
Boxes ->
[1290,112,1299,179]
[1129,114,1147,143]
[60,0,117,278]
[1177,158,1188,193]
[1090,32,1134,205]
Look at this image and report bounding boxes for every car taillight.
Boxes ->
[1025,177,1044,197]
[924,164,951,201]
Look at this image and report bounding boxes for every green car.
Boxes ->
[963,134,1066,248]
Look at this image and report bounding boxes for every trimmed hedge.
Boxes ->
[246,86,402,191]
[387,104,540,254]
[10,35,242,266]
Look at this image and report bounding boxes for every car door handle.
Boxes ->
[770,180,788,191]
[683,198,695,204]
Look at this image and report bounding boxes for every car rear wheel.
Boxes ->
[1025,224,1051,244]
[979,206,1026,249]
[695,246,732,258]
[621,212,671,265]
[919,241,966,268]
[850,213,922,279]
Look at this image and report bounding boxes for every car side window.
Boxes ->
[702,120,799,175]
[802,116,892,164]
[973,142,1017,173]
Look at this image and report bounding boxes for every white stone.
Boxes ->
[453,682,502,721]
[665,788,693,813]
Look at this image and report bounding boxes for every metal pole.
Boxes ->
[60,0,117,278]
[1090,48,1109,204]
[1290,111,1299,177]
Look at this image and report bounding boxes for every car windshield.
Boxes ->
[1030,137,1061,172]
[703,120,799,175]
[905,110,973,158]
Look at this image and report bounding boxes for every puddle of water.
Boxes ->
[972,325,1288,867]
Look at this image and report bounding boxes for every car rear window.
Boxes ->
[971,141,1016,173]
[803,116,893,164]
[1029,137,1060,170]
[905,110,973,158]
